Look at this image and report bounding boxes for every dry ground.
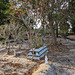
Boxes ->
[0,37,75,75]
[32,38,75,75]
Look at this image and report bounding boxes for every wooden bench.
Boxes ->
[28,46,48,60]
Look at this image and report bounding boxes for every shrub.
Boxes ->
[0,38,6,41]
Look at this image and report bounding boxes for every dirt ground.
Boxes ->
[32,38,75,75]
[0,55,37,75]
[0,37,75,75]
[0,43,36,75]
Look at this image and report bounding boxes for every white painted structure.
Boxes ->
[45,55,48,64]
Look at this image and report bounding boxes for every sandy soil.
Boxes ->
[0,38,75,75]
[0,55,36,75]
[0,42,36,75]
[32,38,75,75]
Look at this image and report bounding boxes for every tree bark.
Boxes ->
[50,22,57,45]
[35,33,38,48]
[29,30,32,48]
[56,21,58,38]
[48,12,57,45]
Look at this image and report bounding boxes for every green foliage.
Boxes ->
[72,26,75,34]
[59,23,70,33]
[50,41,54,45]
[52,13,58,21]
[0,0,9,25]
[71,19,75,34]
[0,38,6,41]
[32,38,36,41]
[61,33,68,38]
[36,43,42,48]
[30,19,34,24]
[69,0,75,34]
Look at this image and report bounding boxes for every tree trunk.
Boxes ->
[50,22,57,45]
[29,30,32,48]
[35,34,37,48]
[56,21,58,38]
[7,41,10,54]
[48,12,57,45]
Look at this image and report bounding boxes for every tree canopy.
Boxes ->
[0,0,9,25]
